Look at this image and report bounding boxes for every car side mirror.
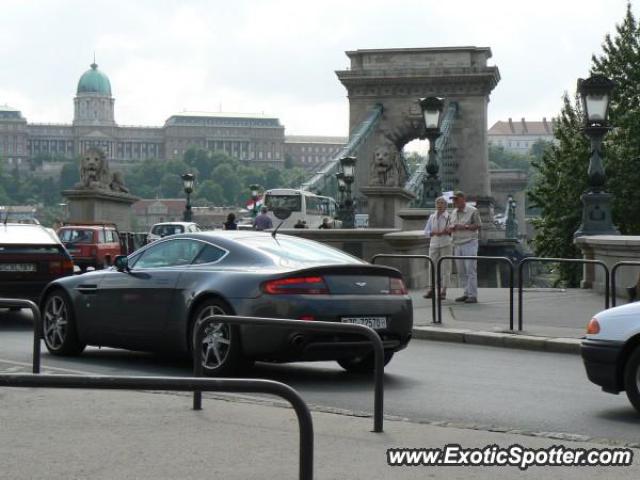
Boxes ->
[114,255,130,272]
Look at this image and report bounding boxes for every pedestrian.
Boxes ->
[294,219,306,228]
[318,217,331,229]
[423,196,452,299]
[447,191,481,303]
[223,213,238,230]
[252,206,273,231]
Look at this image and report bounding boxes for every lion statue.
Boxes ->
[78,147,110,189]
[110,171,129,193]
[370,143,400,187]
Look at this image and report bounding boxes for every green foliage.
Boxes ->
[529,3,640,285]
[488,145,532,172]
[528,95,589,286]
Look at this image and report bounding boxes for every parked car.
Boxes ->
[57,223,122,271]
[0,223,74,302]
[147,222,200,243]
[581,302,640,414]
[39,231,413,375]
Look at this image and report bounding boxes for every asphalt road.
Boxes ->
[1,310,639,446]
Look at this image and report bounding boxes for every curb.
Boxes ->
[412,326,582,354]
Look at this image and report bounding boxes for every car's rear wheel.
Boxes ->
[191,301,242,377]
[337,351,394,373]
[624,347,640,414]
[42,290,85,356]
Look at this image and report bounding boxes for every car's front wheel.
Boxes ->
[191,301,242,377]
[624,347,640,414]
[337,351,394,373]
[42,290,85,356]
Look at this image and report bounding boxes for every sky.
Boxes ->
[0,0,634,145]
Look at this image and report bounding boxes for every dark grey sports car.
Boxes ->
[40,231,413,375]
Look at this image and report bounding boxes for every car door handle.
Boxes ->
[75,284,98,294]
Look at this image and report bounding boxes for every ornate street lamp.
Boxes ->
[335,157,357,228]
[181,173,195,222]
[574,74,619,237]
[419,97,444,208]
[249,183,261,218]
[505,195,518,239]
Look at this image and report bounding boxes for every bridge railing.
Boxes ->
[0,298,42,373]
[370,254,436,324]
[0,373,314,480]
[435,256,514,329]
[517,257,609,331]
[193,315,386,433]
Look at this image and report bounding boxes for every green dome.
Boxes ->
[77,63,112,96]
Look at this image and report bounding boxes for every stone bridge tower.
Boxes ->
[336,47,500,227]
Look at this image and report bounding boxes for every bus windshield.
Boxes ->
[264,194,302,212]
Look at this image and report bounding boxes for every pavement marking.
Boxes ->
[0,357,97,375]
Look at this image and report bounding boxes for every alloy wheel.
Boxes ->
[44,295,68,350]
[196,305,231,370]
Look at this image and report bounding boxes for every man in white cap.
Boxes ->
[447,191,481,303]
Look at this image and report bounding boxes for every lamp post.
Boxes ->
[419,97,444,208]
[249,184,261,218]
[574,74,619,237]
[337,156,356,228]
[505,195,518,239]
[181,173,195,222]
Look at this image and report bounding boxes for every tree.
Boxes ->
[528,95,589,286]
[529,3,640,284]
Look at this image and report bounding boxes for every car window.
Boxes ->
[58,229,94,244]
[133,239,203,269]
[110,230,120,243]
[242,237,363,265]
[152,224,185,237]
[98,230,106,243]
[193,244,226,264]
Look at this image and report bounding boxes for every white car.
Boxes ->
[581,302,640,413]
[147,222,200,243]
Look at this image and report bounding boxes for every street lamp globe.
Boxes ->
[335,172,347,192]
[339,156,356,182]
[181,173,195,193]
[419,97,444,131]
[577,75,615,127]
[249,184,260,199]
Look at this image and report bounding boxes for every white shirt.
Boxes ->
[424,211,452,248]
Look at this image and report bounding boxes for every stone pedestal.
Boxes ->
[63,189,140,231]
[360,186,416,228]
[475,195,502,242]
[574,192,620,237]
[398,208,431,231]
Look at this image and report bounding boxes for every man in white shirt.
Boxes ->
[447,191,481,303]
[423,196,452,299]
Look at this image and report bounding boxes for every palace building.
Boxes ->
[0,61,346,171]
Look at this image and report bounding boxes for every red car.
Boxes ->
[0,223,74,301]
[57,224,122,271]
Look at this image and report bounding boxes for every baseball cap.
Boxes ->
[452,190,465,198]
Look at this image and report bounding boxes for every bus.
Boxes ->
[263,188,341,229]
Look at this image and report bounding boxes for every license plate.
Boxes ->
[341,316,387,329]
[0,263,37,272]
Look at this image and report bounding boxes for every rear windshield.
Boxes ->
[0,245,62,254]
[58,229,94,243]
[241,236,363,266]
[152,225,185,237]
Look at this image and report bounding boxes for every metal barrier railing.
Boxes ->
[0,373,313,480]
[193,315,385,432]
[0,298,42,373]
[518,257,610,331]
[611,261,640,307]
[436,256,514,328]
[370,254,436,324]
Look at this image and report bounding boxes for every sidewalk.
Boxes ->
[409,288,613,354]
[1,387,638,479]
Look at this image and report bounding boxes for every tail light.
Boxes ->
[587,317,600,334]
[49,259,75,275]
[262,276,329,295]
[389,277,407,295]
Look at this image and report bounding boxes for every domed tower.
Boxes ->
[73,62,115,125]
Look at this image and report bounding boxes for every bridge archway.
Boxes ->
[335,47,500,223]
